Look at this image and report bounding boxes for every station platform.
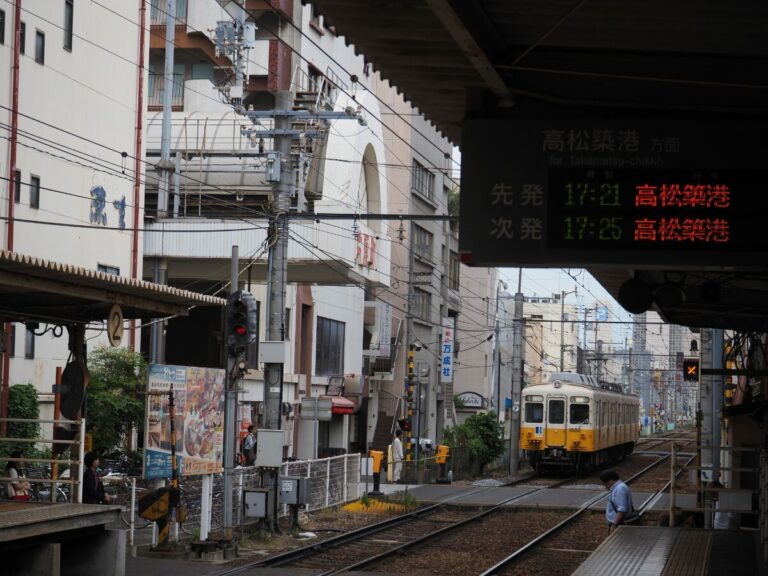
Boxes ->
[0,500,125,576]
[572,526,763,576]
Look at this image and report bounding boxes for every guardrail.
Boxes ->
[0,417,85,503]
[669,443,759,528]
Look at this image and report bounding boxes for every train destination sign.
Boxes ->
[459,115,768,268]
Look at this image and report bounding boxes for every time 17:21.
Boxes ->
[563,182,621,206]
[563,216,623,241]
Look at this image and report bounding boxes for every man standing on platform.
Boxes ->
[393,429,404,482]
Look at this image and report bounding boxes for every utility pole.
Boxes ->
[559,288,576,372]
[149,0,175,365]
[509,270,523,475]
[223,246,238,530]
[493,279,507,419]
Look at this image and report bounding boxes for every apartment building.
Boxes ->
[1,1,144,422]
[141,1,486,458]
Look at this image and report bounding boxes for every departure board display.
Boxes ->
[546,169,759,251]
[459,112,768,268]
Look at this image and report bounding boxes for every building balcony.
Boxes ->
[143,219,390,288]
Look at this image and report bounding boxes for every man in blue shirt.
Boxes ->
[600,469,634,533]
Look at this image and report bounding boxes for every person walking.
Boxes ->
[600,469,635,532]
[392,429,404,482]
[241,425,257,466]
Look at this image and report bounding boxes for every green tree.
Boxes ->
[2,383,39,458]
[443,411,504,473]
[86,347,146,455]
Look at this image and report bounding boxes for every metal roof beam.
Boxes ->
[424,0,510,100]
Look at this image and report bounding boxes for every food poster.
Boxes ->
[144,364,225,479]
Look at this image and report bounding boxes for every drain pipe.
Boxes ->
[1,0,22,433]
[129,0,147,350]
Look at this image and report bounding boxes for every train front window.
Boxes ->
[570,404,590,424]
[525,402,543,423]
[548,399,565,424]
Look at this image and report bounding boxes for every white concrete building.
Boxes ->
[1,1,144,422]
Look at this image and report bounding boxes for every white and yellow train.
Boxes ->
[520,373,639,474]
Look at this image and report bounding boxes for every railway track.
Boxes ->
[481,450,698,575]
[213,478,576,576]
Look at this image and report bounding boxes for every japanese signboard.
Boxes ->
[440,317,455,383]
[459,113,768,267]
[144,364,226,479]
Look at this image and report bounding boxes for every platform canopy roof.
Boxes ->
[305,0,768,330]
[0,251,225,325]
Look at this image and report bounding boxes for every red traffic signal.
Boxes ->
[227,291,258,350]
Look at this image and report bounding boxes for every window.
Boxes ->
[1,10,5,45]
[448,251,460,290]
[29,175,40,208]
[315,317,345,376]
[19,21,25,54]
[8,324,15,357]
[64,0,73,51]
[35,30,45,64]
[13,170,21,203]
[413,225,432,261]
[525,402,543,423]
[284,308,291,340]
[548,399,565,424]
[411,159,434,202]
[25,326,35,359]
[412,288,431,321]
[97,264,120,275]
[570,403,590,425]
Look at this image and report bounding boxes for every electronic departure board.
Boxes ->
[547,169,758,250]
[459,112,768,268]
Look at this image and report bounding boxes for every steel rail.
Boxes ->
[479,453,671,575]
[319,476,578,576]
[211,485,494,576]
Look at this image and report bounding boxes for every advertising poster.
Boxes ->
[144,363,225,479]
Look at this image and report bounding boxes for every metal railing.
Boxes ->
[119,452,362,545]
[0,417,85,503]
[669,443,759,528]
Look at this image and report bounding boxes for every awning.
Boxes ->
[330,396,355,415]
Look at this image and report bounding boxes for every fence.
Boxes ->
[117,452,361,543]
[0,417,85,503]
[669,443,759,528]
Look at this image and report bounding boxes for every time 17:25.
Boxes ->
[563,216,623,241]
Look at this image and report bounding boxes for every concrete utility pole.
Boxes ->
[493,279,507,419]
[149,0,175,364]
[157,0,175,219]
[559,288,576,372]
[700,327,723,484]
[223,246,239,529]
[509,270,523,475]
[263,91,293,433]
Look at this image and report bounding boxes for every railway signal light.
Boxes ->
[683,358,700,381]
[227,290,258,350]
